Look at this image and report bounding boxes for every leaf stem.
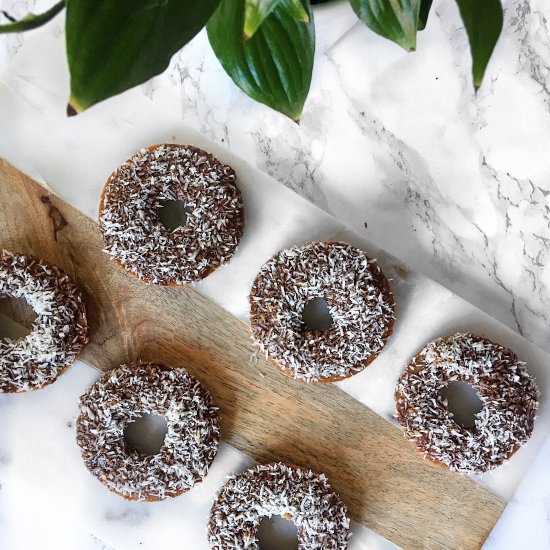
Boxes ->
[1,11,17,23]
[0,1,65,34]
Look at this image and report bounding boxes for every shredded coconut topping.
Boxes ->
[249,242,395,382]
[395,332,540,473]
[99,144,244,285]
[0,251,88,393]
[208,463,350,549]
[76,361,220,501]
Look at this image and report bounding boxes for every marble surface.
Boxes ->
[485,429,550,550]
[1,0,550,548]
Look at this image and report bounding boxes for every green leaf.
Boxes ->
[281,0,309,24]
[455,0,503,89]
[66,0,219,115]
[244,0,279,39]
[418,0,432,31]
[348,0,421,51]
[0,1,64,34]
[207,0,314,121]
[244,0,308,40]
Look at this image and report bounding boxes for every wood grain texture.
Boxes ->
[0,159,505,549]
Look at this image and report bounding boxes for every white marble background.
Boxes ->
[2,0,550,549]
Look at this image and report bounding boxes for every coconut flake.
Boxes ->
[0,251,88,393]
[99,145,244,285]
[249,242,395,382]
[395,332,540,473]
[208,463,350,549]
[76,361,220,501]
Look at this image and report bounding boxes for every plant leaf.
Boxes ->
[418,0,432,30]
[244,0,308,40]
[0,1,64,34]
[66,0,220,115]
[243,0,279,39]
[281,0,309,24]
[455,0,503,89]
[348,0,421,51]
[207,0,314,121]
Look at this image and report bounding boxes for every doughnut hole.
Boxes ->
[257,515,299,549]
[302,297,333,332]
[0,296,37,341]
[157,200,191,231]
[441,381,484,429]
[124,413,168,455]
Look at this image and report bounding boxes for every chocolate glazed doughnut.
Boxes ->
[249,241,395,382]
[0,251,88,393]
[99,144,244,285]
[396,332,539,473]
[76,361,220,501]
[208,463,350,549]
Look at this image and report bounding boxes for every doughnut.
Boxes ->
[99,144,244,285]
[249,241,395,382]
[0,251,88,393]
[208,463,350,549]
[76,361,220,501]
[395,332,539,473]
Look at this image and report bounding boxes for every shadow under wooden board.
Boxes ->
[0,159,505,550]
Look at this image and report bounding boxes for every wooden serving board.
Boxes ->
[0,159,505,550]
